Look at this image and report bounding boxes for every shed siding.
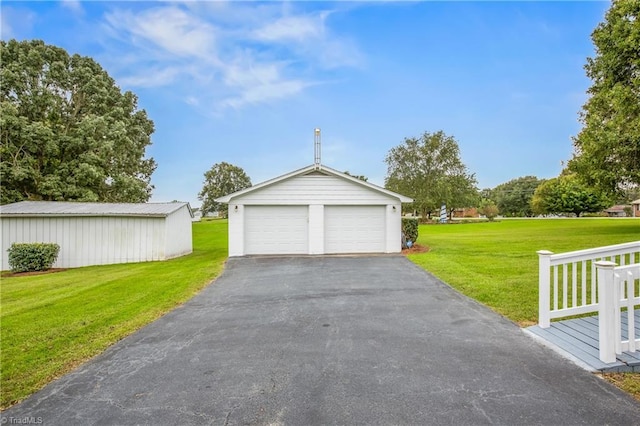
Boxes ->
[234,174,394,205]
[385,204,401,253]
[164,205,193,258]
[1,216,167,269]
[227,204,245,257]
[308,205,324,254]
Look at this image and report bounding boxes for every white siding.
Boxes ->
[228,204,245,257]
[234,174,394,205]
[1,216,171,269]
[223,170,407,256]
[164,205,193,259]
[244,206,308,255]
[385,204,402,253]
[325,206,386,253]
[308,205,324,254]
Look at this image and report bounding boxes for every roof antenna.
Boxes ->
[314,128,321,169]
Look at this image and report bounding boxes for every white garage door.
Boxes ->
[244,206,308,255]
[325,206,386,254]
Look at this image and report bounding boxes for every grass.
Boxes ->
[0,220,228,409]
[408,218,639,326]
[407,218,640,398]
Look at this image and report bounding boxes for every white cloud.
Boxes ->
[185,96,200,106]
[101,3,362,111]
[252,14,325,43]
[60,0,83,15]
[119,67,181,88]
[105,6,216,59]
[220,79,311,110]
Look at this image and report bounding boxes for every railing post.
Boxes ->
[596,260,618,364]
[538,250,553,328]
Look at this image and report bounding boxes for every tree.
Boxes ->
[384,130,477,218]
[478,199,499,221]
[530,174,610,217]
[0,39,156,204]
[198,162,251,216]
[568,0,640,196]
[343,171,368,182]
[492,176,544,217]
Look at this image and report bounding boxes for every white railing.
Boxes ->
[596,262,640,363]
[538,241,640,328]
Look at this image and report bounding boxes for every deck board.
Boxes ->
[526,311,640,372]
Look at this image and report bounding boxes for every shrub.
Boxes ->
[7,243,60,273]
[479,200,499,221]
[402,217,419,243]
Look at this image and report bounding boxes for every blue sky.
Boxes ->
[1,1,609,206]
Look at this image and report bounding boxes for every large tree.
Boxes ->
[198,162,251,216]
[530,174,610,217]
[492,176,544,217]
[568,0,640,195]
[0,39,156,204]
[384,130,477,218]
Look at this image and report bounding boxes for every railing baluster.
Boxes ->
[582,261,587,306]
[592,260,597,305]
[614,272,622,355]
[554,266,559,311]
[627,271,636,353]
[572,262,577,308]
[563,264,568,309]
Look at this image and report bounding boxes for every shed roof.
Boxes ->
[0,201,192,218]
[632,199,640,205]
[215,164,413,203]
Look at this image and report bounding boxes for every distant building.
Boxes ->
[453,207,479,218]
[632,199,640,217]
[604,204,631,217]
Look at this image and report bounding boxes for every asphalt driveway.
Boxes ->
[3,256,640,425]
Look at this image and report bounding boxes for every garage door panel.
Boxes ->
[325,206,385,254]
[244,206,308,255]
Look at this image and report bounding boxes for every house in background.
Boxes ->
[0,201,193,270]
[191,208,202,222]
[604,204,632,217]
[215,164,413,257]
[633,199,640,217]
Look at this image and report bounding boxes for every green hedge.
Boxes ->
[7,243,60,273]
[402,217,419,243]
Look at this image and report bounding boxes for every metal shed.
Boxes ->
[0,201,193,270]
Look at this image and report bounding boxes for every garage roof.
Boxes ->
[0,201,193,218]
[215,164,413,203]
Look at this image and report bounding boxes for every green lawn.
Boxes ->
[0,220,228,409]
[408,218,639,326]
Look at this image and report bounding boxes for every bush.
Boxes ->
[402,217,419,243]
[7,243,60,273]
[479,200,499,221]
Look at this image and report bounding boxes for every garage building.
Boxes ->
[0,201,193,269]
[216,164,412,256]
